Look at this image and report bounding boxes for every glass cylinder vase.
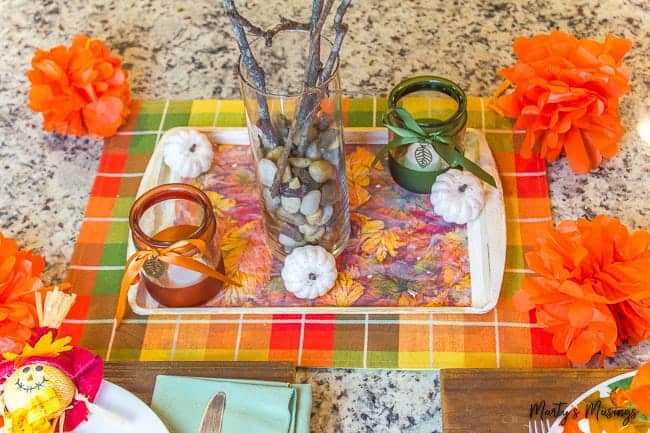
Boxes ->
[238,30,350,259]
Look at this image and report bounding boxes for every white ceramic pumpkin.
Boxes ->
[161,128,214,177]
[281,245,337,299]
[430,169,485,224]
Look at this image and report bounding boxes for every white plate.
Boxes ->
[548,370,640,433]
[75,380,169,433]
[0,380,168,433]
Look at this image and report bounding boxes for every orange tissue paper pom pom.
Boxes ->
[0,232,46,354]
[27,34,131,139]
[513,215,650,365]
[490,32,632,174]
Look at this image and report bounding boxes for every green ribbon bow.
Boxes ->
[374,108,496,187]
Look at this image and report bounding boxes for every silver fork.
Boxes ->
[528,418,552,433]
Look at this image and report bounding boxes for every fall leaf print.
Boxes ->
[217,218,271,305]
[352,214,405,263]
[346,146,382,209]
[204,190,237,216]
[320,267,365,306]
[437,230,469,266]
[365,275,424,306]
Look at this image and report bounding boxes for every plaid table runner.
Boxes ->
[62,97,569,368]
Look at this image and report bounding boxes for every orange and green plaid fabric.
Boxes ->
[62,98,569,368]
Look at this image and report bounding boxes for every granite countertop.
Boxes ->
[1,1,649,432]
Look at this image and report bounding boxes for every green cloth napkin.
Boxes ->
[151,375,311,433]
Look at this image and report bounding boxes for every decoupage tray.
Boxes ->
[127,127,506,315]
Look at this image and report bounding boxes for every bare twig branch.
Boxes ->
[304,0,324,87]
[320,0,351,84]
[229,12,311,47]
[295,0,337,142]
[243,15,312,47]
[263,16,311,44]
[270,1,328,196]
[222,0,275,146]
[270,137,294,197]
[222,0,265,95]
[270,101,322,197]
[319,23,347,83]
[320,0,337,24]
[269,0,351,197]
[311,0,324,31]
[280,15,311,30]
[230,10,266,38]
[306,0,336,83]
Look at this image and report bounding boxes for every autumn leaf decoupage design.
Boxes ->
[182,142,472,307]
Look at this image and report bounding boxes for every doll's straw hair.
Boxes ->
[35,284,77,329]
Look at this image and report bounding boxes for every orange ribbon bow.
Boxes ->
[116,239,238,326]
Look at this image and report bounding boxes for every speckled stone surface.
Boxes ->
[296,369,441,433]
[1,0,649,432]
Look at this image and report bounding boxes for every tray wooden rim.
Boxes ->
[127,126,506,315]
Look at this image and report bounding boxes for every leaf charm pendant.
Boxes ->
[143,257,167,278]
[414,143,433,168]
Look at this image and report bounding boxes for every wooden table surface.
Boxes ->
[104,361,295,405]
[441,368,632,433]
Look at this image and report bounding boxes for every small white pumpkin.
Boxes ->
[430,169,485,224]
[161,128,214,177]
[281,245,337,299]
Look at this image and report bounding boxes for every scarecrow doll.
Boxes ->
[0,288,104,433]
